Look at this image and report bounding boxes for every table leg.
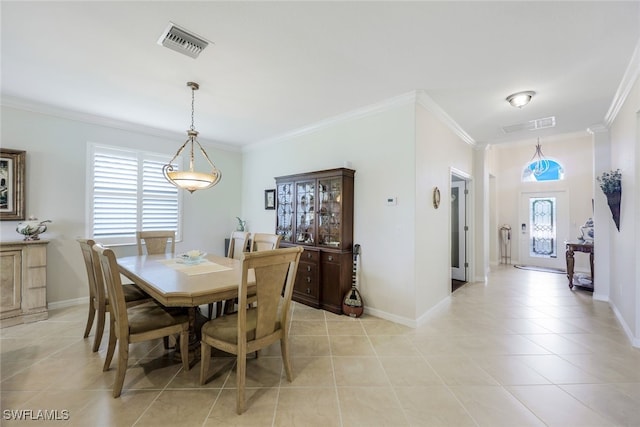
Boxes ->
[174,307,204,365]
[566,247,575,289]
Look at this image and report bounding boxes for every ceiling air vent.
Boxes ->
[502,116,556,134]
[157,22,210,59]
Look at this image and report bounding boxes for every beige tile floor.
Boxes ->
[2,265,640,426]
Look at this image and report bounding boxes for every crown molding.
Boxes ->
[604,37,640,128]
[416,90,476,146]
[244,91,419,152]
[0,95,241,152]
[587,124,609,135]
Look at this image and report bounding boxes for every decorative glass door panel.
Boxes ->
[276,183,293,242]
[295,180,315,244]
[318,178,342,247]
[529,197,556,257]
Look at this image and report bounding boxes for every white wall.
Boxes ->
[0,106,243,305]
[491,133,595,271]
[242,101,422,324]
[415,103,474,318]
[608,75,639,343]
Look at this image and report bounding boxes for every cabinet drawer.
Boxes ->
[294,265,319,299]
[321,251,342,264]
[301,248,319,262]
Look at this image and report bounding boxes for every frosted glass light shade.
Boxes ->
[165,169,221,193]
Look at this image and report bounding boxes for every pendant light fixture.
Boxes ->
[163,82,222,193]
[529,138,550,176]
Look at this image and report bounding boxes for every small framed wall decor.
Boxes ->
[0,149,26,220]
[264,189,276,210]
[432,187,441,209]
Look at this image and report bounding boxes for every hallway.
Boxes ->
[1,265,639,426]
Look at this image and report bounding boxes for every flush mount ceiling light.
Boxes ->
[163,82,222,193]
[506,91,536,108]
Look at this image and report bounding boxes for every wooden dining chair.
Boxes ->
[93,243,190,398]
[136,230,176,256]
[135,230,180,348]
[228,231,250,259]
[211,231,250,318]
[78,239,151,352]
[250,233,282,252]
[200,246,302,414]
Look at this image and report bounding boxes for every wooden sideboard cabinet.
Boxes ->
[0,240,49,327]
[275,168,355,314]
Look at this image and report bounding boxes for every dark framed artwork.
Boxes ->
[264,189,276,210]
[0,149,26,221]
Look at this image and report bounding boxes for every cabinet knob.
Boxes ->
[306,277,311,283]
[306,288,311,294]
[328,255,333,261]
[307,253,312,259]
[307,265,311,272]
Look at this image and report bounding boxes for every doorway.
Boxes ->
[519,191,569,270]
[451,175,467,285]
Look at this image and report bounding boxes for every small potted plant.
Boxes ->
[597,169,621,231]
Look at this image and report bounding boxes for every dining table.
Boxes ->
[117,252,255,361]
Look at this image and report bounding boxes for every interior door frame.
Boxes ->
[451,169,471,283]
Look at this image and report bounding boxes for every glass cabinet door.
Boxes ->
[276,183,294,243]
[295,180,315,244]
[317,177,342,247]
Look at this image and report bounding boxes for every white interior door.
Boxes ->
[519,191,569,269]
[451,180,467,281]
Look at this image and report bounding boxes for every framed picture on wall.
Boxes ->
[264,189,276,210]
[0,149,26,221]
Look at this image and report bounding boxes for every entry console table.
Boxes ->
[0,240,49,327]
[565,242,593,290]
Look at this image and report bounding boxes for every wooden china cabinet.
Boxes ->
[275,168,355,314]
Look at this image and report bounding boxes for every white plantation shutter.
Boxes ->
[142,158,179,231]
[89,144,181,245]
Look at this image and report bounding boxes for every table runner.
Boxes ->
[160,259,233,276]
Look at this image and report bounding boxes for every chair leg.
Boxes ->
[112,340,129,398]
[199,341,211,385]
[207,303,214,320]
[83,302,95,338]
[280,338,293,382]
[179,329,189,372]
[92,306,106,352]
[236,350,246,414]
[103,317,117,372]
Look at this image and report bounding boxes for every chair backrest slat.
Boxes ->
[136,230,176,256]
[228,231,249,259]
[250,233,282,252]
[93,243,128,338]
[238,247,302,340]
[78,239,98,301]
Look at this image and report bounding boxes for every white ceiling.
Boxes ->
[2,1,639,148]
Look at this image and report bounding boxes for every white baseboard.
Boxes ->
[48,297,85,310]
[364,306,418,328]
[610,302,640,348]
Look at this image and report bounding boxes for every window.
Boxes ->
[522,159,564,182]
[88,144,181,246]
[529,197,556,258]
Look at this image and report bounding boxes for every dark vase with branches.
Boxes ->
[597,169,621,231]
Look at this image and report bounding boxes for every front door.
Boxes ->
[519,191,569,270]
[451,180,467,281]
